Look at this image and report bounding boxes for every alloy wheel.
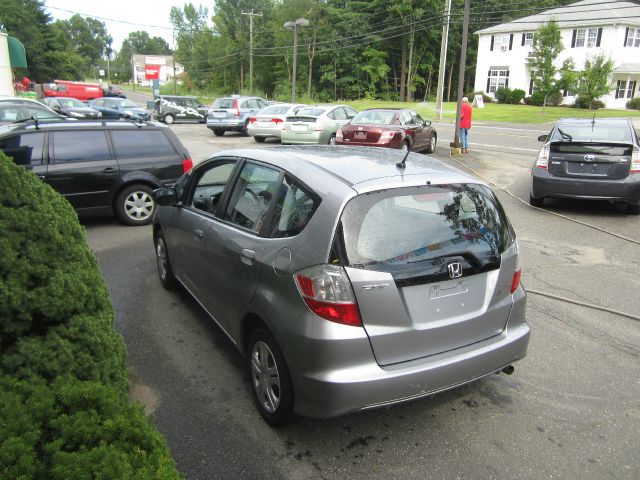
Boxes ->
[251,340,281,414]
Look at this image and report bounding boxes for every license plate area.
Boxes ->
[354,131,367,140]
[213,112,226,118]
[291,124,307,131]
[567,162,610,176]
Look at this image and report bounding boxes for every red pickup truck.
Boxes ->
[43,81,103,102]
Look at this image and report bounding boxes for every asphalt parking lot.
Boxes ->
[84,117,640,480]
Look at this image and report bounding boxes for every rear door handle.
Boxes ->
[103,167,118,174]
[194,229,204,240]
[241,248,256,265]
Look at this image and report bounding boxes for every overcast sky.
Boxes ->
[43,0,204,52]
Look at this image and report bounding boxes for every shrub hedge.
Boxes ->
[626,97,640,110]
[0,152,182,479]
[494,87,525,104]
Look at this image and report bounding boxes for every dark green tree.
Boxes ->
[528,20,563,110]
[576,53,614,109]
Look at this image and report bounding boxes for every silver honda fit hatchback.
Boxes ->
[153,146,530,426]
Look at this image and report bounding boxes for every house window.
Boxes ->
[626,28,640,47]
[524,32,534,46]
[487,67,509,93]
[616,80,637,99]
[494,34,510,51]
[575,28,599,48]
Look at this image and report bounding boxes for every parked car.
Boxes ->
[41,96,102,119]
[247,103,307,142]
[281,105,357,145]
[102,85,126,98]
[89,98,150,121]
[43,80,103,102]
[0,102,68,125]
[153,95,208,124]
[530,117,640,215]
[0,120,192,225]
[336,108,437,153]
[206,95,269,136]
[152,145,529,426]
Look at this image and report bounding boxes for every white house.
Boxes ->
[131,54,184,87]
[473,0,640,109]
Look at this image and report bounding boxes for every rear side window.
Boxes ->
[336,184,514,274]
[268,176,319,238]
[0,133,45,166]
[111,130,175,158]
[52,131,111,162]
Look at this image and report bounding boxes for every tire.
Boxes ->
[248,328,294,427]
[529,193,544,208]
[328,133,337,145]
[242,121,250,136]
[163,113,175,125]
[426,134,437,153]
[155,231,177,290]
[254,136,266,143]
[115,184,156,226]
[628,203,640,215]
[213,129,225,137]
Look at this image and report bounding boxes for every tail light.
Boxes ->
[336,129,343,141]
[511,241,522,294]
[233,99,240,117]
[182,158,193,173]
[249,117,256,124]
[631,146,640,173]
[380,131,396,142]
[294,265,362,327]
[535,144,550,169]
[271,118,283,124]
[314,119,324,132]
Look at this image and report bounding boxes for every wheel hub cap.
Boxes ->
[251,341,281,414]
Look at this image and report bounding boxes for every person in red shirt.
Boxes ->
[460,96,472,154]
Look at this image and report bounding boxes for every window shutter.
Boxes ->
[571,29,577,48]
[615,81,620,99]
[487,78,491,92]
[529,79,534,95]
[521,33,526,46]
[490,35,495,51]
[596,28,602,47]
[632,81,637,98]
[505,78,509,88]
[624,27,630,47]
[509,34,514,50]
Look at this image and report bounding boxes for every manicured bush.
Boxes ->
[526,91,563,107]
[626,97,640,110]
[0,152,182,479]
[573,96,605,109]
[494,86,511,104]
[510,89,526,104]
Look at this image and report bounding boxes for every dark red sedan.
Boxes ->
[335,108,437,153]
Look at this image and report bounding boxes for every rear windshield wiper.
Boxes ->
[557,128,572,142]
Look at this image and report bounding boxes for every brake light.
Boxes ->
[631,146,640,173]
[249,117,256,124]
[271,118,283,124]
[336,129,343,141]
[314,119,324,132]
[294,265,362,327]
[511,241,522,294]
[535,144,549,169]
[182,158,193,173]
[380,131,396,142]
[233,99,240,117]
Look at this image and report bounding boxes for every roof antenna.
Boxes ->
[396,143,411,169]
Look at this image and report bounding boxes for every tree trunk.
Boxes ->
[400,37,407,101]
[306,36,316,98]
[424,69,432,101]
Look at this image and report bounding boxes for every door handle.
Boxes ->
[194,229,204,240]
[103,167,118,173]
[37,174,46,180]
[241,248,256,265]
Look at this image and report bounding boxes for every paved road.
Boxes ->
[85,108,640,479]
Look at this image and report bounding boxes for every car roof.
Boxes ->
[0,119,167,136]
[210,146,478,193]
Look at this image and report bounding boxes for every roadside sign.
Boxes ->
[473,95,485,108]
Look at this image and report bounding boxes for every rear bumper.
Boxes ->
[247,126,283,138]
[280,290,530,418]
[336,140,399,149]
[532,168,640,205]
[281,130,324,144]
[206,118,245,130]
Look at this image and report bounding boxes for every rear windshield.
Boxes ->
[551,125,633,143]
[212,98,236,108]
[260,105,290,115]
[296,107,326,117]
[351,110,396,125]
[334,184,514,277]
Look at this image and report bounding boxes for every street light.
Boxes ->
[284,17,309,103]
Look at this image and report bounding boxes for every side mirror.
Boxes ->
[537,134,548,142]
[424,120,432,126]
[154,187,179,206]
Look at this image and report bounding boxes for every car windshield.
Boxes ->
[60,98,85,108]
[212,98,236,108]
[336,184,514,278]
[0,106,60,122]
[296,107,326,117]
[351,110,396,125]
[551,124,632,143]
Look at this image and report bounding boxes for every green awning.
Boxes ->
[8,37,27,68]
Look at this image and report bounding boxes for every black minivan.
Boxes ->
[0,120,192,225]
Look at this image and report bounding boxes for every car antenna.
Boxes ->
[396,143,412,169]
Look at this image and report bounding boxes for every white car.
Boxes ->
[247,103,307,143]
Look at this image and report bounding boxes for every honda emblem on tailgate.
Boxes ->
[447,262,463,279]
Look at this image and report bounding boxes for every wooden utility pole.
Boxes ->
[242,10,262,95]
[452,0,470,154]
[435,0,451,121]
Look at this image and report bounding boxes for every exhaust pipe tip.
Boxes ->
[502,365,515,375]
